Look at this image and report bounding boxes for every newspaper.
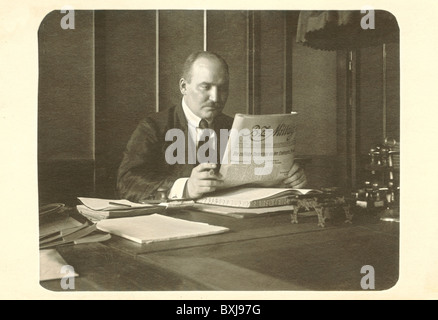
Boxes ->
[219,112,297,188]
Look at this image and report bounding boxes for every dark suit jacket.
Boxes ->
[117,104,234,202]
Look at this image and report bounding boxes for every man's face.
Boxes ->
[180,56,229,122]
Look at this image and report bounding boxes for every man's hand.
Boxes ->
[186,163,223,199]
[282,162,307,189]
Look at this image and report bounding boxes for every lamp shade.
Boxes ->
[296,10,399,51]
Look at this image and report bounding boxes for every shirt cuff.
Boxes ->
[168,178,189,200]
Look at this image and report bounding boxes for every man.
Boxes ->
[117,51,306,202]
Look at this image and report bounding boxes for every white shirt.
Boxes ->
[167,98,217,200]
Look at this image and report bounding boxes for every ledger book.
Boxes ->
[196,187,322,208]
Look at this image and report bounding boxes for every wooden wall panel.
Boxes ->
[207,11,248,117]
[259,11,286,115]
[385,42,400,142]
[94,10,157,197]
[356,43,400,186]
[38,10,95,205]
[358,45,384,155]
[284,12,298,114]
[38,10,94,161]
[290,34,338,188]
[158,10,204,111]
[292,38,338,157]
[336,50,351,190]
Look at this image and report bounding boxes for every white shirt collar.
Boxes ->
[182,98,201,129]
[181,98,214,129]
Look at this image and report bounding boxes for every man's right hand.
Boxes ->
[186,163,223,199]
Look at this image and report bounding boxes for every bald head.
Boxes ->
[181,51,229,83]
[179,51,230,121]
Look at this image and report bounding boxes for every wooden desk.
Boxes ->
[40,207,399,291]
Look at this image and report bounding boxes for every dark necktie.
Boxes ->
[197,119,210,164]
[199,119,209,130]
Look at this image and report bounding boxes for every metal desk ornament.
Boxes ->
[290,188,354,228]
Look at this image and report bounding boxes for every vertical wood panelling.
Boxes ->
[356,42,399,185]
[349,50,359,189]
[94,10,157,197]
[247,11,261,115]
[291,33,338,188]
[207,11,248,117]
[38,10,95,204]
[358,44,384,154]
[38,10,95,161]
[385,42,400,142]
[336,50,350,189]
[159,11,204,111]
[156,10,160,112]
[292,36,337,156]
[284,12,297,114]
[259,11,285,115]
[382,44,387,139]
[203,10,207,51]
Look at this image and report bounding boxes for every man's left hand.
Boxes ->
[282,163,307,188]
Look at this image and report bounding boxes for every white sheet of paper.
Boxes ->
[96,214,229,244]
[40,249,79,282]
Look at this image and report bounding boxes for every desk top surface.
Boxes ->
[40,206,399,291]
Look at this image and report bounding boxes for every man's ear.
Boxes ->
[179,78,187,95]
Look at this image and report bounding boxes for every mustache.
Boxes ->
[203,101,221,109]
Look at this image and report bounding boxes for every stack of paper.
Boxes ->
[96,214,230,244]
[76,197,165,221]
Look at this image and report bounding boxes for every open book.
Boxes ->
[196,187,322,208]
[219,112,298,188]
[193,203,319,219]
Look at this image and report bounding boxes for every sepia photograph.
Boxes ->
[3,0,438,303]
[37,9,400,292]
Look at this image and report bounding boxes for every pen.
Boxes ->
[109,201,132,207]
[139,200,162,205]
[165,200,195,208]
